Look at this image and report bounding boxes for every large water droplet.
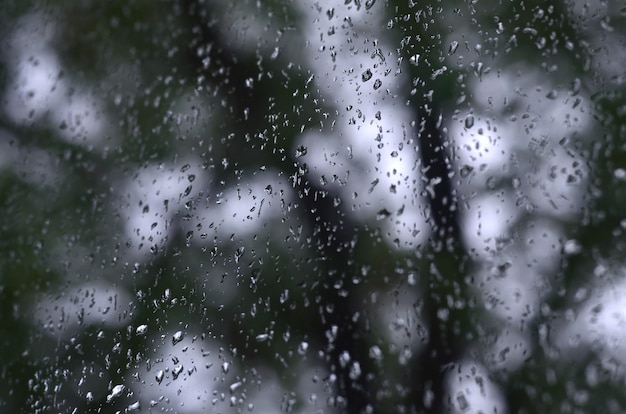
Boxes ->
[106,384,125,402]
[362,69,373,82]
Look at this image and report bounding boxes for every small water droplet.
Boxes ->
[156,370,164,384]
[365,0,376,10]
[298,341,309,355]
[136,324,148,336]
[229,381,242,393]
[459,165,474,178]
[512,177,521,189]
[464,115,475,129]
[409,54,420,65]
[295,145,308,158]
[222,362,230,374]
[256,333,269,342]
[172,331,184,345]
[546,90,558,100]
[373,79,382,90]
[172,364,183,379]
[448,41,459,55]
[564,239,582,255]
[376,208,391,220]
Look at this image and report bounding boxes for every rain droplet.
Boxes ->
[546,90,558,100]
[369,345,383,361]
[459,165,474,177]
[230,381,242,393]
[349,361,362,379]
[564,239,582,255]
[295,145,308,158]
[127,402,141,412]
[362,69,373,82]
[409,54,420,65]
[464,115,475,129]
[156,370,164,384]
[298,341,309,355]
[407,271,418,286]
[222,362,230,374]
[256,333,269,342]
[376,208,391,220]
[365,0,376,10]
[136,324,148,336]
[339,350,351,367]
[172,364,183,380]
[373,79,382,90]
[448,41,459,55]
[172,331,184,345]
[106,384,125,402]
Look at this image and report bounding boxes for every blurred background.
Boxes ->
[1,0,625,412]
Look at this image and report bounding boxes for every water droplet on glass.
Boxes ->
[448,41,459,55]
[298,341,309,355]
[564,239,582,255]
[362,69,373,82]
[172,331,184,345]
[156,370,164,384]
[464,115,474,129]
[271,46,280,59]
[127,401,141,412]
[222,362,230,374]
[373,79,382,90]
[409,54,420,65]
[486,176,496,190]
[512,177,521,189]
[295,145,308,158]
[376,208,391,220]
[230,381,242,393]
[136,324,148,336]
[460,165,474,178]
[256,333,269,342]
[172,364,183,379]
[546,90,558,100]
[349,361,362,379]
[407,271,418,286]
[106,384,125,402]
[369,345,383,361]
[339,350,351,367]
[365,0,376,10]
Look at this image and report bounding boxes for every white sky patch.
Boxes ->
[1,11,108,147]
[295,0,429,250]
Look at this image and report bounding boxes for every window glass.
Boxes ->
[1,0,625,412]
